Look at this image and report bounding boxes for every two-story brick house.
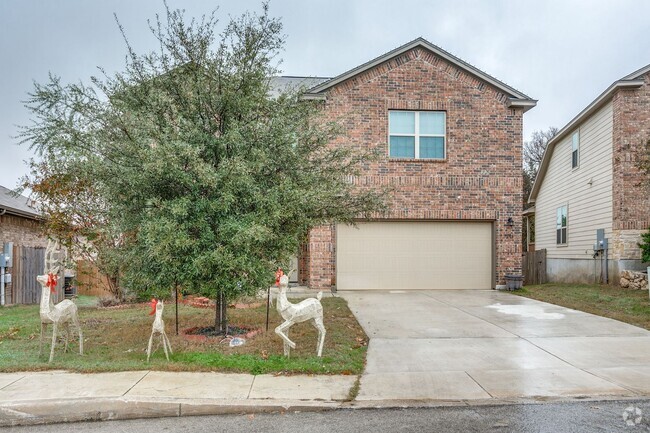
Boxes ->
[285,38,536,290]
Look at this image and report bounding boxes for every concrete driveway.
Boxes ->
[339,289,650,401]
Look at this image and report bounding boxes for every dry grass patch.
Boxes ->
[515,283,650,330]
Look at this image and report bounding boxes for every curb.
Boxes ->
[0,397,342,427]
[4,395,650,427]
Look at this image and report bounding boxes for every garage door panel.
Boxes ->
[336,222,492,290]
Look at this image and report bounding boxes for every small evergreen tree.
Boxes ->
[20,4,386,332]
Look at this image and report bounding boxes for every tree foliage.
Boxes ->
[639,228,650,264]
[521,127,558,252]
[19,4,386,326]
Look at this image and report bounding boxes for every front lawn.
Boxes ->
[515,283,650,330]
[0,295,367,375]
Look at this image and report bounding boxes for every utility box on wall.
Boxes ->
[1,242,13,267]
[595,229,608,251]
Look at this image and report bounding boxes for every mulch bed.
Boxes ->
[182,325,262,342]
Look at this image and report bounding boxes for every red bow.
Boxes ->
[275,268,284,286]
[149,298,158,316]
[46,273,58,293]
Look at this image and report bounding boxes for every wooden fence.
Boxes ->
[523,248,547,285]
[8,245,64,305]
[75,260,113,298]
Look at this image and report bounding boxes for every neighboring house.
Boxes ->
[0,185,45,248]
[284,38,537,290]
[528,64,650,284]
[0,185,51,305]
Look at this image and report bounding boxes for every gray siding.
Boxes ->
[535,101,613,259]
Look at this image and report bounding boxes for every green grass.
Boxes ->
[0,296,367,375]
[514,283,650,330]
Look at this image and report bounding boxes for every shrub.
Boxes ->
[639,227,650,263]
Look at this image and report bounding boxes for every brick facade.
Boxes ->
[0,213,47,248]
[611,72,650,262]
[300,47,526,289]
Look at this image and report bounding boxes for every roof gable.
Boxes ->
[303,37,536,110]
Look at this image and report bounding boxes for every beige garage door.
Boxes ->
[336,222,493,290]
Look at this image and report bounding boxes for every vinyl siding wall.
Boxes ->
[535,101,613,259]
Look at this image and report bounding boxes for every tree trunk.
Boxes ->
[214,288,227,333]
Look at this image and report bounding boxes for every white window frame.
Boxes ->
[556,205,568,246]
[571,131,579,169]
[388,110,446,159]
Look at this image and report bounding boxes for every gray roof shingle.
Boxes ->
[0,185,41,219]
[268,76,331,97]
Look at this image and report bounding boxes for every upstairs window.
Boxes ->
[389,111,446,159]
[571,131,579,169]
[556,205,567,245]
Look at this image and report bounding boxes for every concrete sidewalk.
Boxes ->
[0,370,356,426]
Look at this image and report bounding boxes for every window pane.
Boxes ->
[557,229,562,244]
[557,206,567,229]
[389,136,415,158]
[561,228,567,244]
[572,132,579,151]
[572,150,578,168]
[420,112,445,135]
[420,137,445,159]
[389,111,415,134]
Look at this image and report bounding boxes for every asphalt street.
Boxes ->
[5,400,650,433]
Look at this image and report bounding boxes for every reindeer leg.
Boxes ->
[283,329,291,358]
[313,317,326,357]
[63,323,70,353]
[146,332,154,362]
[49,322,58,363]
[275,320,297,357]
[76,316,84,356]
[161,333,170,361]
[163,332,173,355]
[39,323,46,357]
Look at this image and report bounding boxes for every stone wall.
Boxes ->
[301,46,525,289]
[611,229,645,261]
[0,214,47,248]
[620,269,648,290]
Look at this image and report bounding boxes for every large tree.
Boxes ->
[522,126,559,207]
[521,127,558,251]
[20,4,385,331]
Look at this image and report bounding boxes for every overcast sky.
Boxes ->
[1,0,649,189]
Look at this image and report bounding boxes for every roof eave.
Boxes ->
[508,98,538,113]
[522,206,536,216]
[0,206,41,220]
[299,93,327,101]
[528,79,644,203]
